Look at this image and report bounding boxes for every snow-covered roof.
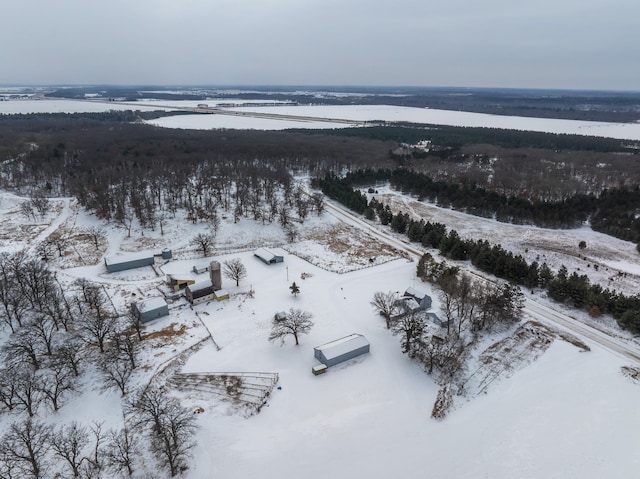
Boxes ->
[255,247,278,262]
[314,334,369,361]
[105,252,154,265]
[188,280,213,293]
[136,297,168,312]
[404,287,427,300]
[215,289,229,297]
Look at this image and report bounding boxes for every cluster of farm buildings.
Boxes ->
[104,248,440,374]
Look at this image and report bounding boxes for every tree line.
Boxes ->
[320,168,640,242]
[0,250,198,477]
[294,124,631,153]
[318,175,640,334]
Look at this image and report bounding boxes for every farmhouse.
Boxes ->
[104,253,155,273]
[402,287,432,311]
[254,247,284,265]
[130,297,169,323]
[314,334,370,367]
[186,280,215,305]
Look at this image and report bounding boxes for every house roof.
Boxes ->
[404,287,427,300]
[314,334,369,361]
[136,297,167,312]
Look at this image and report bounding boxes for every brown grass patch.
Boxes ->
[143,323,188,340]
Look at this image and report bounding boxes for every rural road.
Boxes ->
[324,197,640,365]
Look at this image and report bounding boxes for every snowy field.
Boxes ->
[1,187,639,478]
[147,114,351,131]
[2,98,640,140]
[0,98,167,114]
[222,104,640,140]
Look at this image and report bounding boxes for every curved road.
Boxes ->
[324,198,640,365]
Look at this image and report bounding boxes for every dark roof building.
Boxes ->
[104,253,155,273]
[186,280,215,305]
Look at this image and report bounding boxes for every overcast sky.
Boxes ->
[1,0,638,91]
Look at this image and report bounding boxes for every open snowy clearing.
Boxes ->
[1,189,639,478]
[3,98,640,140]
[0,98,168,115]
[146,114,351,131]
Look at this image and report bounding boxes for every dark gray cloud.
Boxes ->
[1,0,638,90]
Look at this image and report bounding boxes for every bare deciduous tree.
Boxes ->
[38,361,75,412]
[0,418,52,479]
[50,422,89,478]
[150,399,198,477]
[191,232,215,257]
[97,352,133,397]
[83,226,106,251]
[13,366,43,418]
[268,308,314,346]
[106,423,138,478]
[223,258,247,287]
[370,291,401,329]
[390,306,427,356]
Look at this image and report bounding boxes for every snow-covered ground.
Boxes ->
[1,189,639,479]
[0,98,167,114]
[147,114,351,131]
[2,98,639,140]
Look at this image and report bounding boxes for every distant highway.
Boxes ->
[88,99,363,126]
[324,198,640,365]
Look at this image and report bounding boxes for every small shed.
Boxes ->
[214,289,229,301]
[186,281,215,305]
[274,311,287,322]
[403,287,432,310]
[314,334,370,367]
[192,262,210,274]
[104,253,155,273]
[254,248,284,265]
[131,297,169,323]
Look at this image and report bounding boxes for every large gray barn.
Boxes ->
[130,297,169,323]
[105,253,155,273]
[314,334,370,367]
[254,248,284,265]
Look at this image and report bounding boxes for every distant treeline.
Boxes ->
[320,168,640,242]
[292,125,631,153]
[316,173,640,334]
[0,110,186,122]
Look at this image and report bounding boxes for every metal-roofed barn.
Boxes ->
[104,253,155,273]
[314,334,370,367]
[254,248,284,265]
[130,297,169,323]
